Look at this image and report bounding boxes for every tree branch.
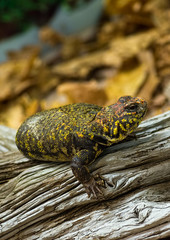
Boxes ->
[0,111,170,240]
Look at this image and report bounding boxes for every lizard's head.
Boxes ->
[95,96,147,141]
[111,96,147,135]
[116,95,147,119]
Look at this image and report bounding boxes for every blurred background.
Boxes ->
[0,0,170,129]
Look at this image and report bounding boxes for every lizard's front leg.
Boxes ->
[71,149,105,198]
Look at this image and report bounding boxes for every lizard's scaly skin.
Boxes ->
[16,96,147,198]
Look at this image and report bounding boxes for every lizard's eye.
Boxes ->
[125,104,138,112]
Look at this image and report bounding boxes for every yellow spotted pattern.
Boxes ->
[16,97,147,166]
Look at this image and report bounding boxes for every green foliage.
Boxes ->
[0,0,61,31]
[0,0,88,35]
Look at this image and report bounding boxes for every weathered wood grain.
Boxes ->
[0,111,170,240]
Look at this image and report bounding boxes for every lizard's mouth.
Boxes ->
[136,99,147,117]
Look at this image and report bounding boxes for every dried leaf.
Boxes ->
[105,0,138,15]
[57,80,107,105]
[39,26,64,46]
[152,94,166,107]
[52,30,158,79]
[0,58,35,101]
[24,99,42,119]
[0,56,59,102]
[0,103,23,129]
[138,51,159,102]
[105,63,147,103]
[7,45,40,60]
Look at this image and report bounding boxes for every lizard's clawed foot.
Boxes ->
[83,174,107,199]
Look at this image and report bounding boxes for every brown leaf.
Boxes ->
[138,51,159,102]
[39,26,64,46]
[105,63,147,103]
[152,94,166,107]
[0,59,34,101]
[52,30,158,79]
[0,103,23,129]
[105,0,138,15]
[57,80,107,105]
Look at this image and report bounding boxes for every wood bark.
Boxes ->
[0,111,170,240]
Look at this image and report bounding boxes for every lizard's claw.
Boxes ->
[83,174,106,199]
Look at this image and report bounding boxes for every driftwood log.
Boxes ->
[0,111,170,240]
